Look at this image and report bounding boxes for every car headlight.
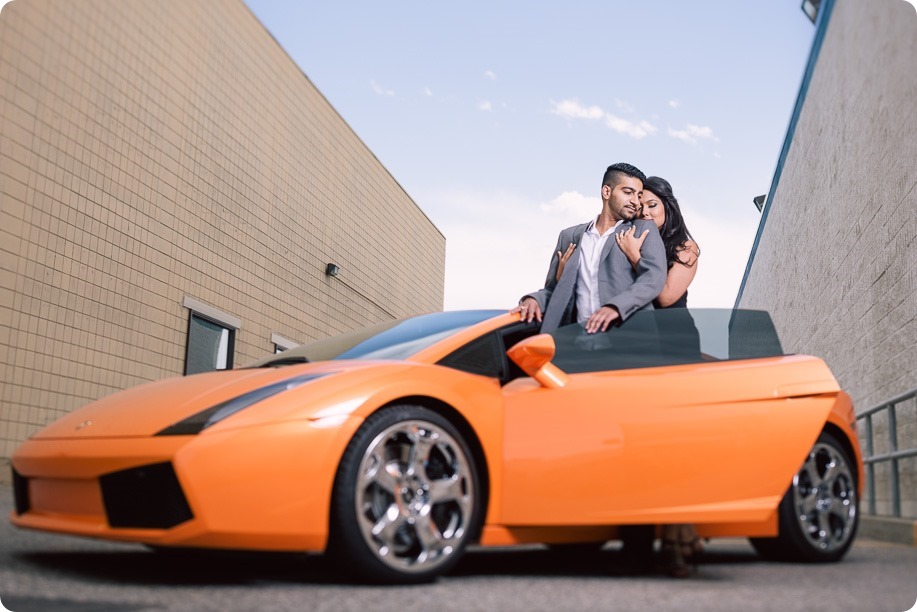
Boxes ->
[156,373,328,436]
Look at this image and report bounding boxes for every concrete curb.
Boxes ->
[859,515,917,546]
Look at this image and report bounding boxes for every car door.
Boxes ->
[498,310,839,526]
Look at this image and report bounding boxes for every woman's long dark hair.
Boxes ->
[643,176,698,269]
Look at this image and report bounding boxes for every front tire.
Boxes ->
[751,431,858,562]
[328,405,481,583]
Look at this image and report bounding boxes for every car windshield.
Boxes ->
[251,310,504,366]
[549,308,784,374]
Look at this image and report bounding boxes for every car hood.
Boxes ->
[29,362,358,440]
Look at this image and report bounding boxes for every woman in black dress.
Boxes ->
[557,176,703,576]
[616,176,702,577]
[614,176,699,308]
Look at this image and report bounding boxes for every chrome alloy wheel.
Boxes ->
[791,441,857,553]
[354,419,474,574]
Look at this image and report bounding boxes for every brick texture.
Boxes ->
[738,0,916,517]
[0,0,445,466]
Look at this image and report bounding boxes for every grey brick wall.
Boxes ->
[738,0,916,517]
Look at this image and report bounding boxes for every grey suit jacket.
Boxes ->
[526,218,667,327]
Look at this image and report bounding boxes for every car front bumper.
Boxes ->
[9,417,361,552]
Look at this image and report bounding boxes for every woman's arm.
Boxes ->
[554,243,576,282]
[656,241,700,307]
[615,226,648,270]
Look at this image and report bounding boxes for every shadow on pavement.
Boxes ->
[13,543,763,586]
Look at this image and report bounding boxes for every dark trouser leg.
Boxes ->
[618,525,655,574]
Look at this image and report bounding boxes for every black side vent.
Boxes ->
[12,468,30,515]
[99,462,193,529]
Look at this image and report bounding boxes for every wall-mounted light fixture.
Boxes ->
[325,263,340,277]
[753,195,766,213]
[801,0,821,23]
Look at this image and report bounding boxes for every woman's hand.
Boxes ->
[555,243,576,282]
[615,226,648,268]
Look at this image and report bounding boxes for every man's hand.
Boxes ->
[585,305,620,334]
[511,297,543,323]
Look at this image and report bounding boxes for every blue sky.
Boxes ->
[244,1,818,310]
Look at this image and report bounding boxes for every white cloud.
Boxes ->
[432,191,560,310]
[423,86,433,97]
[539,191,600,224]
[478,100,493,112]
[370,79,394,96]
[484,70,497,81]
[555,100,713,144]
[668,128,695,144]
[431,188,750,311]
[686,124,718,141]
[429,189,598,310]
[614,98,635,113]
[552,99,603,120]
[668,123,719,145]
[605,114,658,139]
[552,98,656,139]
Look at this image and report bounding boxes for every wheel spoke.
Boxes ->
[799,491,819,515]
[816,508,832,541]
[374,463,401,493]
[365,449,401,493]
[372,504,406,544]
[829,501,851,524]
[407,427,437,478]
[414,512,445,556]
[821,459,840,485]
[428,474,465,504]
[802,459,823,487]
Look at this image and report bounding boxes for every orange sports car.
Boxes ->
[9,308,862,583]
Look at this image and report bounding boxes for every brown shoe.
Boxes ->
[661,539,690,578]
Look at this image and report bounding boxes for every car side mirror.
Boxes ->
[506,334,568,389]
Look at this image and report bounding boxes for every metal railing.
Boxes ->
[857,387,917,517]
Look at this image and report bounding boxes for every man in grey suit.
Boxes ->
[516,162,667,573]
[516,162,667,334]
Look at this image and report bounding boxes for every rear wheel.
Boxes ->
[751,431,858,562]
[328,405,481,583]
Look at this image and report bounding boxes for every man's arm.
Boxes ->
[515,231,566,323]
[605,220,667,320]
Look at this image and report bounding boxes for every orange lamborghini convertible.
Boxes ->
[9,308,861,583]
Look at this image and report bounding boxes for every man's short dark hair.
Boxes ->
[602,162,646,187]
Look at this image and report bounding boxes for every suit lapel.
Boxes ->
[542,246,581,333]
[572,223,588,246]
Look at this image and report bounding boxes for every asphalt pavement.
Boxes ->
[1,485,915,612]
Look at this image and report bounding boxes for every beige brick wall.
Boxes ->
[0,0,445,467]
[738,0,916,516]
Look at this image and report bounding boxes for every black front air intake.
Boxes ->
[12,468,30,515]
[99,462,193,529]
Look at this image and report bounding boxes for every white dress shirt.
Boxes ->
[574,216,623,324]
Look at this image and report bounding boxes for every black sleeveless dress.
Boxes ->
[657,289,688,310]
[654,290,699,360]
